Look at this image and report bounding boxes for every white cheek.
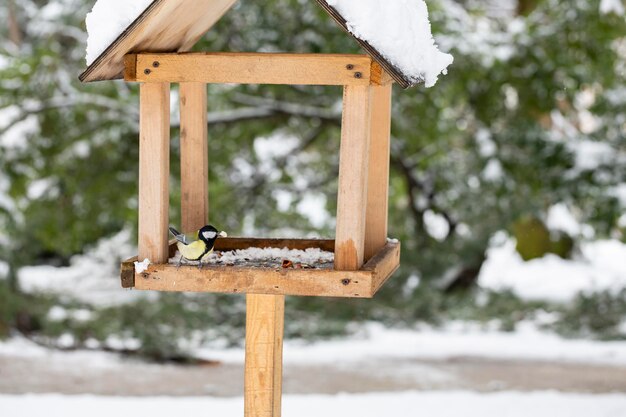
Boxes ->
[203,231,217,240]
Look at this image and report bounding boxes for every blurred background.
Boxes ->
[1,0,625,415]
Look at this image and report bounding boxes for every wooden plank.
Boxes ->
[314,0,413,89]
[133,263,373,298]
[180,82,209,232]
[366,241,401,294]
[125,53,373,86]
[364,84,392,261]
[138,82,171,263]
[244,294,284,417]
[80,0,238,82]
[335,85,372,271]
[370,61,394,86]
[123,240,400,297]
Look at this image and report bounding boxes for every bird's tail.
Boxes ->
[169,226,188,245]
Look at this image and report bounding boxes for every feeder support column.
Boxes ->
[180,82,209,231]
[138,82,171,263]
[335,85,373,270]
[364,84,392,261]
[244,294,285,417]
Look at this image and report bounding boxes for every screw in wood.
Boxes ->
[346,64,355,70]
[144,69,151,75]
[354,72,363,79]
[152,61,160,68]
[341,278,351,286]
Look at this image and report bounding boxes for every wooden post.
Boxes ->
[179,82,208,232]
[335,85,373,270]
[138,82,171,263]
[244,294,285,417]
[364,84,392,261]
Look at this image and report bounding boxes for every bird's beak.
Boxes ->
[219,231,228,238]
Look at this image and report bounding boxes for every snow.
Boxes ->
[134,258,151,274]
[571,139,615,171]
[600,0,625,15]
[85,0,154,65]
[46,306,93,322]
[2,391,625,417]
[326,0,453,87]
[0,105,39,150]
[198,321,626,367]
[436,0,520,68]
[546,203,581,236]
[170,246,334,268]
[423,210,449,241]
[482,159,504,182]
[18,229,146,306]
[0,336,121,368]
[479,238,626,303]
[296,193,330,228]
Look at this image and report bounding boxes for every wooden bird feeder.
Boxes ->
[79,1,422,415]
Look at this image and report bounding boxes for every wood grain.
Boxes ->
[335,85,372,270]
[125,53,373,86]
[122,239,400,298]
[138,82,170,263]
[245,294,285,417]
[364,84,392,261]
[367,241,402,294]
[179,82,208,232]
[80,0,238,82]
[370,61,394,86]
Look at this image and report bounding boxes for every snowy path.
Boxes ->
[2,391,626,417]
[2,324,626,396]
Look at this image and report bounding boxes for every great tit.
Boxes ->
[169,225,227,269]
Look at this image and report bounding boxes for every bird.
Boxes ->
[169,225,227,269]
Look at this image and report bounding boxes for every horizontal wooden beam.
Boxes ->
[124,52,391,86]
[120,239,400,298]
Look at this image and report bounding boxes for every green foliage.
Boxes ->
[555,289,626,340]
[0,280,55,339]
[0,0,625,358]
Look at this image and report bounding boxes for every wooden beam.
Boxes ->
[179,82,208,232]
[138,82,171,263]
[370,61,394,86]
[122,239,401,298]
[245,294,285,417]
[125,53,374,86]
[364,84,392,261]
[335,85,372,270]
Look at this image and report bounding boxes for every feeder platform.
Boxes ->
[121,237,400,298]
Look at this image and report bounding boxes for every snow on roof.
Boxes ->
[85,0,154,66]
[81,0,453,88]
[320,0,453,88]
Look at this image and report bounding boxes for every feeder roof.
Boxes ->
[80,0,452,89]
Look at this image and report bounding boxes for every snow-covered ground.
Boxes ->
[195,321,626,367]
[3,321,626,367]
[2,391,625,417]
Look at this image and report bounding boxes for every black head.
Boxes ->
[198,225,227,244]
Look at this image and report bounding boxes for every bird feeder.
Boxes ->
[78,1,426,415]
